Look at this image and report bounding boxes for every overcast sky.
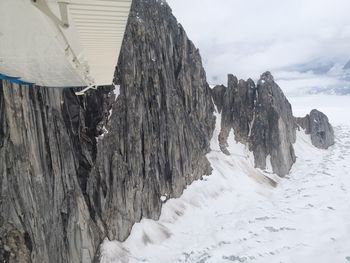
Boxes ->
[167,0,350,84]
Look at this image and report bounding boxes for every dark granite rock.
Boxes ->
[211,85,226,113]
[213,76,257,155]
[250,72,296,176]
[87,0,215,244]
[212,72,297,177]
[0,0,215,262]
[0,81,112,262]
[296,109,335,149]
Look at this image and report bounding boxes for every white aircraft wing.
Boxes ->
[0,0,132,87]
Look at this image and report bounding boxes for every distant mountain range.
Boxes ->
[308,86,350,95]
[312,61,350,95]
[273,59,350,97]
[344,60,350,70]
[303,60,350,95]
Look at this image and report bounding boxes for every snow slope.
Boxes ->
[101,96,350,263]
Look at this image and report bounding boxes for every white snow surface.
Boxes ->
[101,95,350,263]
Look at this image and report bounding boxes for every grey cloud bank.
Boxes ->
[167,0,350,91]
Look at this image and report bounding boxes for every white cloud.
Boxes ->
[167,0,350,83]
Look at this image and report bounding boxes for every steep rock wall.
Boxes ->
[87,0,215,243]
[0,81,114,262]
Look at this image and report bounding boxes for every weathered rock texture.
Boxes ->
[0,0,215,262]
[0,81,113,263]
[87,0,215,243]
[296,109,335,149]
[212,72,297,177]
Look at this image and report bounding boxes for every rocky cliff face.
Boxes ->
[212,72,297,177]
[296,109,335,149]
[0,0,214,262]
[86,0,215,243]
[0,82,113,263]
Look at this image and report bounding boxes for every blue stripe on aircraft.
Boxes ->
[0,73,34,86]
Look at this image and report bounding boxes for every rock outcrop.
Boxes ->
[296,109,335,149]
[212,72,297,177]
[251,72,297,176]
[0,0,215,262]
[212,75,256,155]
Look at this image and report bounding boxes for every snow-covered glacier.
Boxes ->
[101,95,350,263]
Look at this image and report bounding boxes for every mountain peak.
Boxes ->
[259,71,274,84]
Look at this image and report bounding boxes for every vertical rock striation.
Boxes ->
[87,0,215,243]
[212,72,297,177]
[0,81,111,262]
[0,81,115,262]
